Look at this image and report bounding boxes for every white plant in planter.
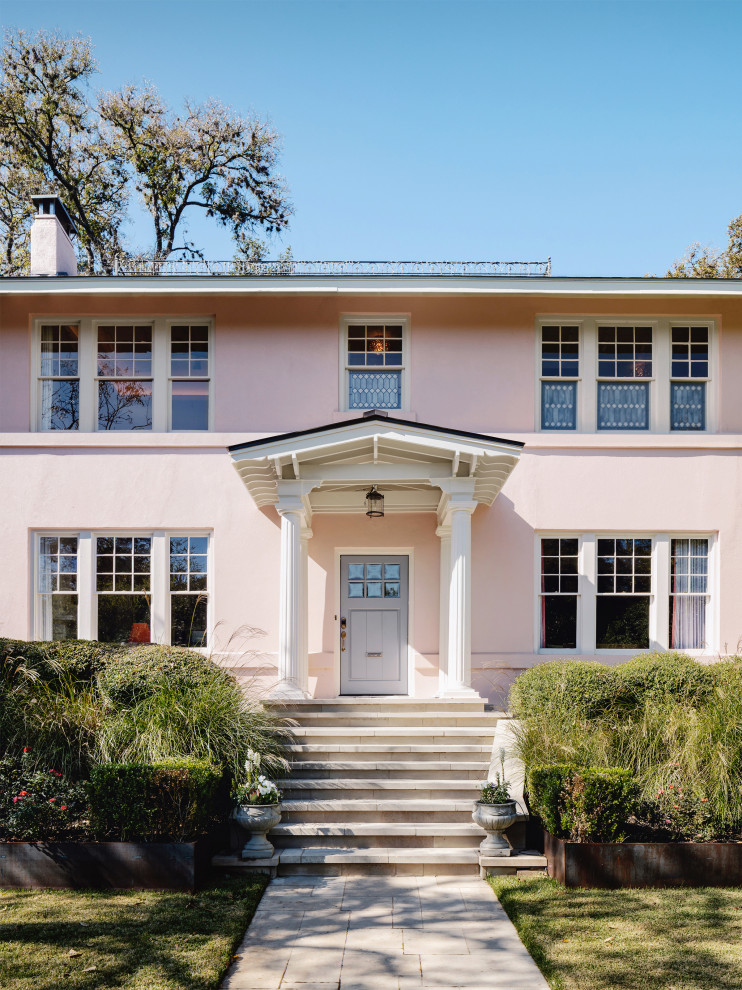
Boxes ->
[472,748,518,857]
[232,749,282,860]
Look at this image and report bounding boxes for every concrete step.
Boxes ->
[277,845,480,877]
[288,743,493,761]
[286,711,503,728]
[273,821,483,849]
[279,778,484,800]
[289,761,489,779]
[290,727,496,745]
[280,798,484,823]
[269,698,491,713]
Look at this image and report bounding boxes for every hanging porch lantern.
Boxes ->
[365,485,384,518]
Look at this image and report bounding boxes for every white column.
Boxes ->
[272,500,310,699]
[299,525,313,695]
[436,524,451,696]
[443,499,481,698]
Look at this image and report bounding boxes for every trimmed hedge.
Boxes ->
[87,758,224,841]
[1,638,117,685]
[528,764,640,842]
[96,645,228,706]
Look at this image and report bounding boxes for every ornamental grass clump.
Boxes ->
[511,652,742,840]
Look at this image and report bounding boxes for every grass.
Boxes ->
[0,874,268,990]
[489,874,742,990]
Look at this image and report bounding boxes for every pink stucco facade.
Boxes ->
[2,275,741,705]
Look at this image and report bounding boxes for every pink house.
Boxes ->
[3,197,741,709]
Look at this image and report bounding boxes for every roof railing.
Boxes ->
[109,258,552,277]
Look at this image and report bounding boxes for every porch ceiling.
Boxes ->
[228,413,524,515]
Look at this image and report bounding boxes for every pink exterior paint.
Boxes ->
[2,281,742,705]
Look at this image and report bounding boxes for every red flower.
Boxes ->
[668,784,674,789]
[60,805,67,811]
[19,791,27,796]
[665,818,671,823]
[49,798,55,803]
[23,747,29,753]
[658,789,665,795]
[674,805,679,810]
[700,798,708,802]
[12,797,18,804]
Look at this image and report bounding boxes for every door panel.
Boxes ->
[341,555,408,695]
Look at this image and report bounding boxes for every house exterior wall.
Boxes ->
[1,281,741,705]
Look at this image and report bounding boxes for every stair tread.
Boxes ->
[282,799,495,811]
[277,846,480,864]
[293,726,494,735]
[274,822,482,835]
[280,778,484,789]
[292,711,501,720]
[291,761,489,771]
[288,744,492,753]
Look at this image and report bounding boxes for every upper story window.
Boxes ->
[670,327,709,431]
[342,317,408,412]
[537,318,714,433]
[540,325,579,430]
[34,319,212,432]
[597,326,652,431]
[40,324,80,430]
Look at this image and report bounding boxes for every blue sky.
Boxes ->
[5,0,742,275]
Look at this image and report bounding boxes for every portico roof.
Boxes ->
[228,413,524,517]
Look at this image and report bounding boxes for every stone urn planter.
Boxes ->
[233,803,282,860]
[472,800,518,857]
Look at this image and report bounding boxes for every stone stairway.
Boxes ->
[270,697,504,876]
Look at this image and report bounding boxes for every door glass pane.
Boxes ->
[366,582,382,598]
[384,564,400,579]
[384,582,400,597]
[365,564,382,580]
[348,564,364,580]
[348,582,364,598]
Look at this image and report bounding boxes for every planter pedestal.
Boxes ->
[472,800,518,857]
[233,804,282,860]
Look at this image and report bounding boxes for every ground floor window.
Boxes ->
[538,533,713,654]
[35,531,210,646]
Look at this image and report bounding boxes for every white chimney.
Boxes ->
[30,194,78,276]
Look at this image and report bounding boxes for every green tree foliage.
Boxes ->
[0,29,291,274]
[668,214,742,278]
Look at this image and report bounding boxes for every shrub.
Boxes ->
[0,751,88,841]
[614,651,715,704]
[528,764,640,842]
[88,758,224,841]
[0,638,116,684]
[509,660,616,722]
[96,645,220,706]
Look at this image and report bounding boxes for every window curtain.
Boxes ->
[541,381,576,429]
[670,595,706,650]
[597,382,649,429]
[670,538,708,649]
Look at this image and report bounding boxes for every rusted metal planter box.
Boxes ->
[0,840,210,891]
[545,831,742,888]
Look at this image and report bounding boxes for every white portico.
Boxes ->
[228,413,523,699]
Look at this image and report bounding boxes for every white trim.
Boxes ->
[8,275,742,297]
[535,530,717,656]
[536,316,717,434]
[338,314,410,414]
[31,529,212,648]
[31,317,214,433]
[333,546,415,698]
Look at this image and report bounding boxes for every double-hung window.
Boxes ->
[170,325,210,430]
[670,327,708,431]
[597,326,652,430]
[35,532,210,646]
[343,319,406,411]
[97,325,153,430]
[39,324,80,430]
[538,533,713,653]
[540,325,579,430]
[35,320,212,432]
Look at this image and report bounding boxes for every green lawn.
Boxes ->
[0,874,267,990]
[490,875,742,990]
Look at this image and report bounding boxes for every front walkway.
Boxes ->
[221,875,549,989]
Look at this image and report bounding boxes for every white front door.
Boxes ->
[340,555,408,695]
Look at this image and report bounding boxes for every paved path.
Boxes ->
[221,875,549,989]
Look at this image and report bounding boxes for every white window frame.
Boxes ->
[32,530,212,649]
[534,531,716,655]
[338,315,410,414]
[32,318,214,433]
[535,317,716,434]
[536,322,583,431]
